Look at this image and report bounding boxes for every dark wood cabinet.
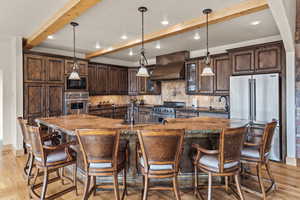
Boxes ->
[128,68,139,95]
[109,66,121,94]
[255,44,282,72]
[231,49,255,75]
[213,54,231,94]
[24,53,65,123]
[186,61,198,94]
[45,57,64,83]
[88,64,109,95]
[65,60,88,75]
[24,54,46,82]
[45,84,64,117]
[118,68,128,95]
[24,83,45,123]
[198,58,214,94]
[230,42,283,75]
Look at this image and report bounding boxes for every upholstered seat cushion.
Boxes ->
[241,147,260,159]
[35,149,68,163]
[199,155,239,171]
[139,157,173,170]
[89,151,126,169]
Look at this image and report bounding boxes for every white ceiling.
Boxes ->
[0,0,280,64]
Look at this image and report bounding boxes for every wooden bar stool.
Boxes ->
[137,129,185,200]
[17,117,34,185]
[241,121,277,199]
[27,125,77,200]
[76,129,128,200]
[192,126,247,200]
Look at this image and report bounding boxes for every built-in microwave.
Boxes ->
[65,76,87,90]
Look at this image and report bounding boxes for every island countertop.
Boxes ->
[36,114,248,135]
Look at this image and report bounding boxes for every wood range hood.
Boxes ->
[151,51,190,81]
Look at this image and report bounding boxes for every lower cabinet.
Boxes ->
[24,83,64,124]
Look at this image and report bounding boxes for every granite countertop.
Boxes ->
[89,104,228,114]
[36,114,247,136]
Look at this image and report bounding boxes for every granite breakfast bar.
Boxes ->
[36,114,249,186]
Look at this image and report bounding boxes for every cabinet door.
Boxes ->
[231,50,254,75]
[185,61,198,94]
[138,77,147,94]
[24,83,46,123]
[24,54,45,82]
[88,64,97,95]
[45,57,64,83]
[109,67,120,94]
[96,65,109,94]
[214,55,231,95]
[255,44,282,73]
[128,68,139,95]
[118,68,128,94]
[45,84,64,117]
[65,60,88,75]
[198,59,214,94]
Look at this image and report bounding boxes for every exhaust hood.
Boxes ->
[151,62,185,80]
[150,51,189,81]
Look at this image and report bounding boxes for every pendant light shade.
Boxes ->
[136,6,150,77]
[69,22,80,80]
[201,9,214,77]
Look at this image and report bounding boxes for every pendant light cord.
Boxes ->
[206,13,208,57]
[73,24,76,64]
[140,9,148,66]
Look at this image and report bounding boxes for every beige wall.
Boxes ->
[90,80,226,109]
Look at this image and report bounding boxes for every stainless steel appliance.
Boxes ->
[230,73,281,161]
[64,91,89,115]
[152,101,186,122]
[65,76,87,90]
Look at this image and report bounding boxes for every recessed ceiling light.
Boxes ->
[95,42,101,49]
[47,35,54,39]
[161,20,169,25]
[251,20,261,26]
[129,49,133,56]
[194,32,200,40]
[156,42,161,49]
[121,35,128,40]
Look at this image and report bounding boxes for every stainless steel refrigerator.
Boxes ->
[230,73,281,161]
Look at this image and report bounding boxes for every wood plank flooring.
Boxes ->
[0,150,299,200]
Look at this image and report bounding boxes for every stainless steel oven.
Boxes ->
[65,76,88,90]
[64,92,89,115]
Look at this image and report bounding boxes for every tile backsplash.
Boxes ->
[89,80,227,109]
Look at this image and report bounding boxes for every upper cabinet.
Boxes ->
[231,49,255,75]
[186,54,229,95]
[230,42,284,75]
[213,54,231,95]
[128,67,161,96]
[65,59,88,76]
[198,58,214,94]
[24,54,64,84]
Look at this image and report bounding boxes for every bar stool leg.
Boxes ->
[257,163,267,199]
[83,175,91,200]
[73,162,78,196]
[113,172,120,200]
[208,172,212,200]
[93,176,97,196]
[27,153,34,185]
[173,176,181,200]
[142,175,149,200]
[265,162,276,190]
[234,173,245,200]
[41,168,49,200]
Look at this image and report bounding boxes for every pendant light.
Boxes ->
[69,22,80,80]
[136,6,150,77]
[201,9,215,76]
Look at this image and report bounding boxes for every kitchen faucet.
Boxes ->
[219,95,230,112]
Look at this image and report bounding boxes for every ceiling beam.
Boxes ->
[24,0,102,49]
[86,0,269,59]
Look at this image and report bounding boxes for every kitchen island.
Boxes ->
[36,114,248,186]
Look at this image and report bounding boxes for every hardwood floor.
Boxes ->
[1,150,300,200]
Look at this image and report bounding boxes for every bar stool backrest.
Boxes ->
[17,117,30,146]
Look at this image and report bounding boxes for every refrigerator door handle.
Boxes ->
[253,79,257,121]
[248,79,252,121]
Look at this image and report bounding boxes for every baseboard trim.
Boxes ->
[286,157,297,166]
